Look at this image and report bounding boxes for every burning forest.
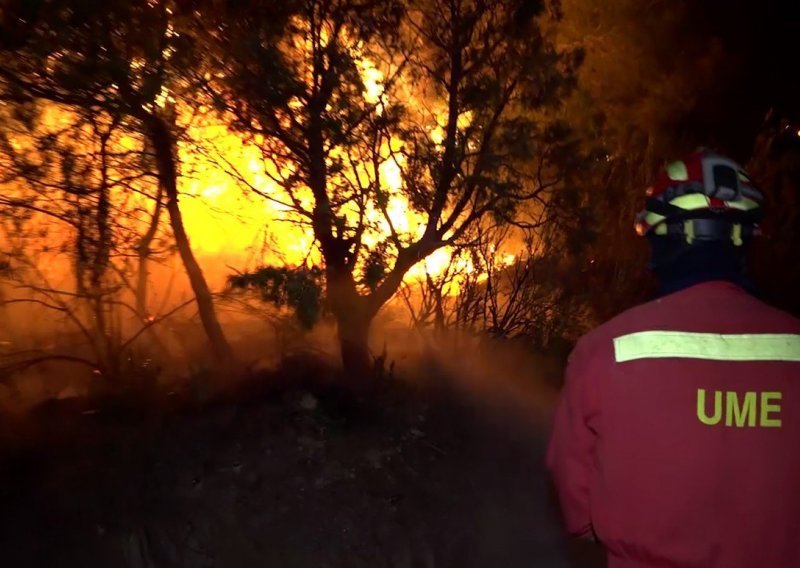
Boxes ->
[0,0,798,566]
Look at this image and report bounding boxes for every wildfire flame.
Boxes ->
[0,55,516,298]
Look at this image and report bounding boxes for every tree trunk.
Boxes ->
[336,308,373,381]
[135,235,152,318]
[143,113,235,368]
[136,179,163,318]
[95,139,112,370]
[327,267,374,381]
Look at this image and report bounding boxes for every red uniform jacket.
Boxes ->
[547,281,800,567]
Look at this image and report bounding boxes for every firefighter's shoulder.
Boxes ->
[569,296,663,365]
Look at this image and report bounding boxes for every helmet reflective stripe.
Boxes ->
[653,223,669,236]
[667,193,712,210]
[642,194,711,228]
[665,160,689,181]
[724,197,760,212]
[643,194,761,231]
[732,223,743,246]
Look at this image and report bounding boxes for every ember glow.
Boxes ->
[1,0,575,391]
[1,100,511,293]
[155,56,511,286]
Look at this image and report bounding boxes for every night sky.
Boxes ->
[683,0,800,159]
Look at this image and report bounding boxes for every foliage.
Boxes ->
[205,0,586,371]
[401,227,591,350]
[0,0,790,383]
[0,0,243,364]
[229,265,325,329]
[747,114,800,316]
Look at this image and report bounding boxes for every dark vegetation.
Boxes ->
[0,359,580,567]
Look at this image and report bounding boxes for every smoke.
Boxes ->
[374,313,566,429]
[0,244,568,433]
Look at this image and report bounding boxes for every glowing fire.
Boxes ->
[179,124,468,280]
[171,59,494,282]
[0,56,517,300]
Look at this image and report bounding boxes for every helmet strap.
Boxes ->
[663,218,757,246]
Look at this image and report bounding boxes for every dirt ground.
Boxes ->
[0,362,606,568]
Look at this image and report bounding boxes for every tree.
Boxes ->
[747,113,800,316]
[0,101,189,384]
[0,0,235,367]
[400,224,591,351]
[209,0,581,377]
[537,0,724,322]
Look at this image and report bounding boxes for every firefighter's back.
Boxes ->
[588,280,800,568]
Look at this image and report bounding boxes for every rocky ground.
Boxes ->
[0,360,605,567]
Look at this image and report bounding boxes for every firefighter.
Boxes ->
[547,149,800,567]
